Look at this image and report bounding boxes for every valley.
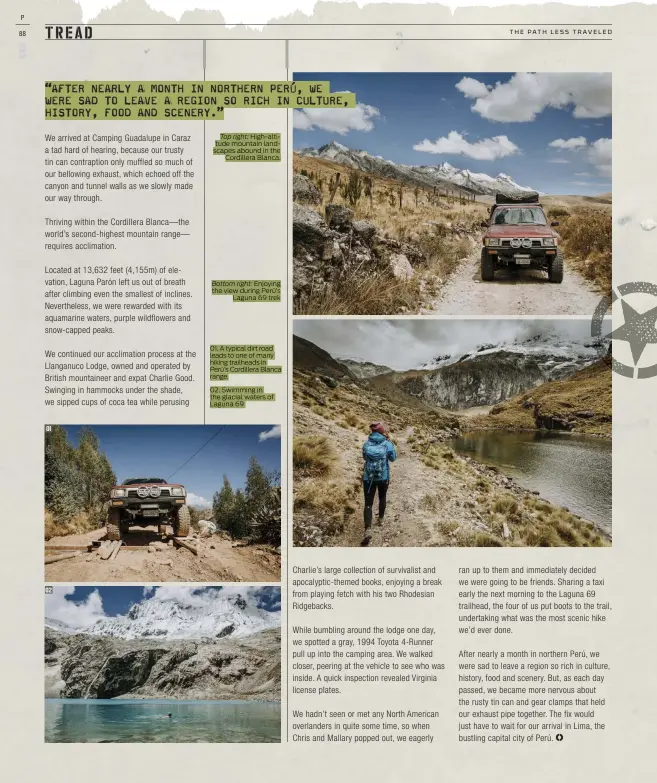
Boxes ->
[292,325,611,548]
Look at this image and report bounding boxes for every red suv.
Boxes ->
[481,193,563,283]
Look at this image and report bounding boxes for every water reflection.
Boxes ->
[451,431,611,533]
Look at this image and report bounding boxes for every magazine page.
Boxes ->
[1,0,655,780]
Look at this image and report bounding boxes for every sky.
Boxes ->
[57,424,281,509]
[294,319,610,372]
[293,72,612,196]
[45,585,281,627]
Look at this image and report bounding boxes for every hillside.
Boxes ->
[467,356,612,436]
[293,335,610,548]
[45,626,281,701]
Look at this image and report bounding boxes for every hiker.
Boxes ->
[361,422,397,545]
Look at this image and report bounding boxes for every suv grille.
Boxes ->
[500,238,543,248]
[127,487,171,498]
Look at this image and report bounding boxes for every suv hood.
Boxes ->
[112,482,184,489]
[486,224,558,238]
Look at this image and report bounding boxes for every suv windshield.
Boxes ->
[493,207,547,226]
[122,478,166,485]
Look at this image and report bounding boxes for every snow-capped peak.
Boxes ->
[46,589,280,641]
[421,335,609,380]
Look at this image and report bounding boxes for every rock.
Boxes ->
[576,410,596,418]
[293,173,321,205]
[388,253,414,280]
[324,203,354,230]
[160,559,172,566]
[319,374,339,388]
[210,544,216,550]
[352,219,377,241]
[151,541,168,552]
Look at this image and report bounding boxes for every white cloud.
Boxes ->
[413,131,519,161]
[574,172,593,178]
[588,138,612,176]
[45,586,107,630]
[259,425,281,442]
[549,136,588,150]
[457,73,611,123]
[549,159,570,164]
[186,492,211,509]
[455,76,490,99]
[293,102,380,135]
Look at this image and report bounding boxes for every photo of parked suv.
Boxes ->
[481,192,563,283]
[107,478,190,540]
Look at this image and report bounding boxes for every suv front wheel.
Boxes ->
[173,505,191,537]
[107,508,122,541]
[481,248,495,281]
[548,249,564,283]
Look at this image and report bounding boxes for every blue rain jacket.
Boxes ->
[362,431,397,483]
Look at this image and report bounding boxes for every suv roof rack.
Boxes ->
[495,191,540,205]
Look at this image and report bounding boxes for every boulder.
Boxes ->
[324,203,354,230]
[293,173,321,205]
[388,253,414,280]
[352,219,378,241]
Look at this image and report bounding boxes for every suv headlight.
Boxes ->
[110,489,125,498]
[171,487,185,497]
[543,238,556,247]
[485,238,499,247]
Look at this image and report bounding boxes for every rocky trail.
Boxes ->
[44,526,280,583]
[424,248,601,316]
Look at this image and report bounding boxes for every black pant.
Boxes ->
[364,480,389,527]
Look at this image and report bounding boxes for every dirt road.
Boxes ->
[44,526,280,583]
[425,251,601,316]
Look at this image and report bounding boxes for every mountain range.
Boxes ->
[45,590,279,641]
[45,591,281,700]
[296,141,535,197]
[296,333,609,410]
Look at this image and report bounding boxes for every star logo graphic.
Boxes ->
[592,281,657,379]
[608,299,657,364]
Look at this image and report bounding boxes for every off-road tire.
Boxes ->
[481,249,495,281]
[548,250,564,283]
[174,505,190,537]
[107,508,122,541]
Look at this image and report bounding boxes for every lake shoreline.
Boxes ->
[449,430,611,538]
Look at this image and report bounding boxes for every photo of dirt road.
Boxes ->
[293,320,611,548]
[45,425,282,582]
[292,72,611,316]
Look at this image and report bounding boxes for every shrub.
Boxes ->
[293,435,337,477]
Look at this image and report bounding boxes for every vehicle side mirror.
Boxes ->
[480,222,488,228]
[550,221,560,227]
